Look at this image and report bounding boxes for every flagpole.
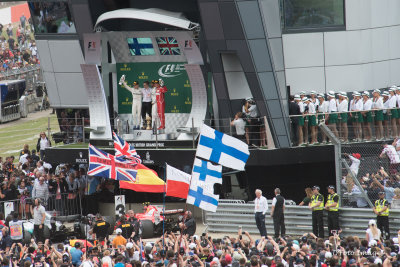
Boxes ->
[162,162,166,251]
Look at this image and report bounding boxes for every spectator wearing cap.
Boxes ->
[309,186,324,238]
[382,91,391,139]
[294,95,305,146]
[304,98,318,145]
[112,228,127,248]
[317,94,329,143]
[361,91,373,141]
[351,92,364,142]
[254,189,268,237]
[289,95,301,146]
[371,175,396,204]
[337,92,349,142]
[380,143,400,174]
[372,89,384,140]
[271,188,285,238]
[366,219,381,242]
[325,185,339,236]
[373,191,390,240]
[345,153,361,177]
[388,88,398,138]
[326,91,339,138]
[310,91,319,106]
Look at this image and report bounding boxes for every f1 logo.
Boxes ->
[88,41,96,49]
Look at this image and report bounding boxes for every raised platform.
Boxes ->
[122,129,168,141]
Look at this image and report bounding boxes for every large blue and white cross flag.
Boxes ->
[196,124,250,171]
[186,158,222,212]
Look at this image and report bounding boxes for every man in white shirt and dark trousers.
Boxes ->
[254,189,268,237]
[271,188,285,238]
[141,81,153,129]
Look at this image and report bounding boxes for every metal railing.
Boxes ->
[0,192,82,219]
[205,200,400,237]
[289,108,400,146]
[0,65,42,91]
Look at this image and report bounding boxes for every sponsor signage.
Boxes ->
[117,62,192,114]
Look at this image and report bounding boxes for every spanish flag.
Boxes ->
[119,163,165,193]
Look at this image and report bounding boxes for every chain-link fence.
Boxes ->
[340,142,400,208]
[0,65,43,91]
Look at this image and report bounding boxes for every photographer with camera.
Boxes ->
[243,97,261,147]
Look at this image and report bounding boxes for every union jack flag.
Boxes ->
[88,144,138,182]
[156,37,181,55]
[113,132,142,163]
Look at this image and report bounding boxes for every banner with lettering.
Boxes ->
[117,62,192,114]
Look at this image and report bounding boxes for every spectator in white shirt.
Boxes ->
[254,189,268,237]
[372,89,384,140]
[326,91,339,138]
[352,92,364,142]
[36,132,51,160]
[345,153,361,177]
[230,112,247,143]
[388,88,398,138]
[380,143,400,174]
[337,92,349,142]
[361,91,373,141]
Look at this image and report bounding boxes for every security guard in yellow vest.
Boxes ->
[373,191,390,239]
[309,185,324,238]
[325,185,339,236]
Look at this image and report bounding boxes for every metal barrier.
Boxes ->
[0,192,82,219]
[205,200,400,237]
[0,65,42,91]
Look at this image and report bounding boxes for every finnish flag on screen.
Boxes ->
[196,124,250,171]
[186,158,222,212]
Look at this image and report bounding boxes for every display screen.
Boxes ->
[28,2,76,34]
[127,38,155,56]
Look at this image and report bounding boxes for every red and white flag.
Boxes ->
[166,164,191,199]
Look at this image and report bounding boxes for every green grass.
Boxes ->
[0,114,60,161]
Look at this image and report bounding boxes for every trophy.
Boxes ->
[119,75,126,85]
[146,116,152,130]
[159,78,164,86]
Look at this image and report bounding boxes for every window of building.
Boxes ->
[282,0,345,32]
[28,2,76,34]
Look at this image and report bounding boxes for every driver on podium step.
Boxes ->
[141,81,153,129]
[154,79,168,130]
[120,76,142,130]
[151,80,159,129]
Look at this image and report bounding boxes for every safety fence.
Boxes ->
[0,65,43,91]
[204,117,274,148]
[204,201,400,238]
[0,192,82,219]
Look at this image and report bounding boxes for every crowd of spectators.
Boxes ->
[289,87,400,146]
[0,140,113,219]
[0,13,40,72]
[0,221,397,267]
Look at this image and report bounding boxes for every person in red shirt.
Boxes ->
[154,79,168,129]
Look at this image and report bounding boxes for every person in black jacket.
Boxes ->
[36,132,51,160]
[289,95,301,146]
[271,188,286,238]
